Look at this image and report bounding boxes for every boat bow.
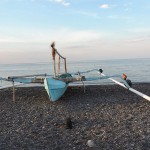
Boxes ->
[44,78,68,101]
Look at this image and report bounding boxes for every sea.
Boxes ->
[0,58,150,87]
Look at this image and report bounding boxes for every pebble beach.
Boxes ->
[0,83,150,150]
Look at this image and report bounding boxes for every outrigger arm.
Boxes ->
[98,71,150,102]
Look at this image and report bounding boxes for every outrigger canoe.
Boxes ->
[0,42,150,102]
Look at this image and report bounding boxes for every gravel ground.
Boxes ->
[0,83,150,150]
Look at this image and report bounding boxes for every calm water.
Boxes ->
[0,58,150,86]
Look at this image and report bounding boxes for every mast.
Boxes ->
[51,42,67,77]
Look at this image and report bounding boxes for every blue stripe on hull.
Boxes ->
[44,78,68,102]
[13,78,33,83]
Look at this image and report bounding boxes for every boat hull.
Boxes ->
[44,78,68,101]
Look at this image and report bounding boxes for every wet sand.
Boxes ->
[0,83,150,150]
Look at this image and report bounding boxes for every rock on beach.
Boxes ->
[0,83,150,150]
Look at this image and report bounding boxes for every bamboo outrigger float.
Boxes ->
[0,42,150,102]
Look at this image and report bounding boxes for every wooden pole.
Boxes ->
[12,81,15,102]
[53,59,56,78]
[64,58,67,73]
[52,47,56,78]
[58,56,60,74]
[51,42,67,75]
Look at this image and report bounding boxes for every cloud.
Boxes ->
[0,27,110,46]
[107,15,131,20]
[107,15,118,19]
[77,11,101,19]
[127,36,150,43]
[126,28,150,33]
[48,0,70,6]
[100,4,109,9]
[0,37,23,43]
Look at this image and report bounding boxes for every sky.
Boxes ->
[0,0,150,63]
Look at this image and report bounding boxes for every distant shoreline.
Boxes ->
[0,57,149,65]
